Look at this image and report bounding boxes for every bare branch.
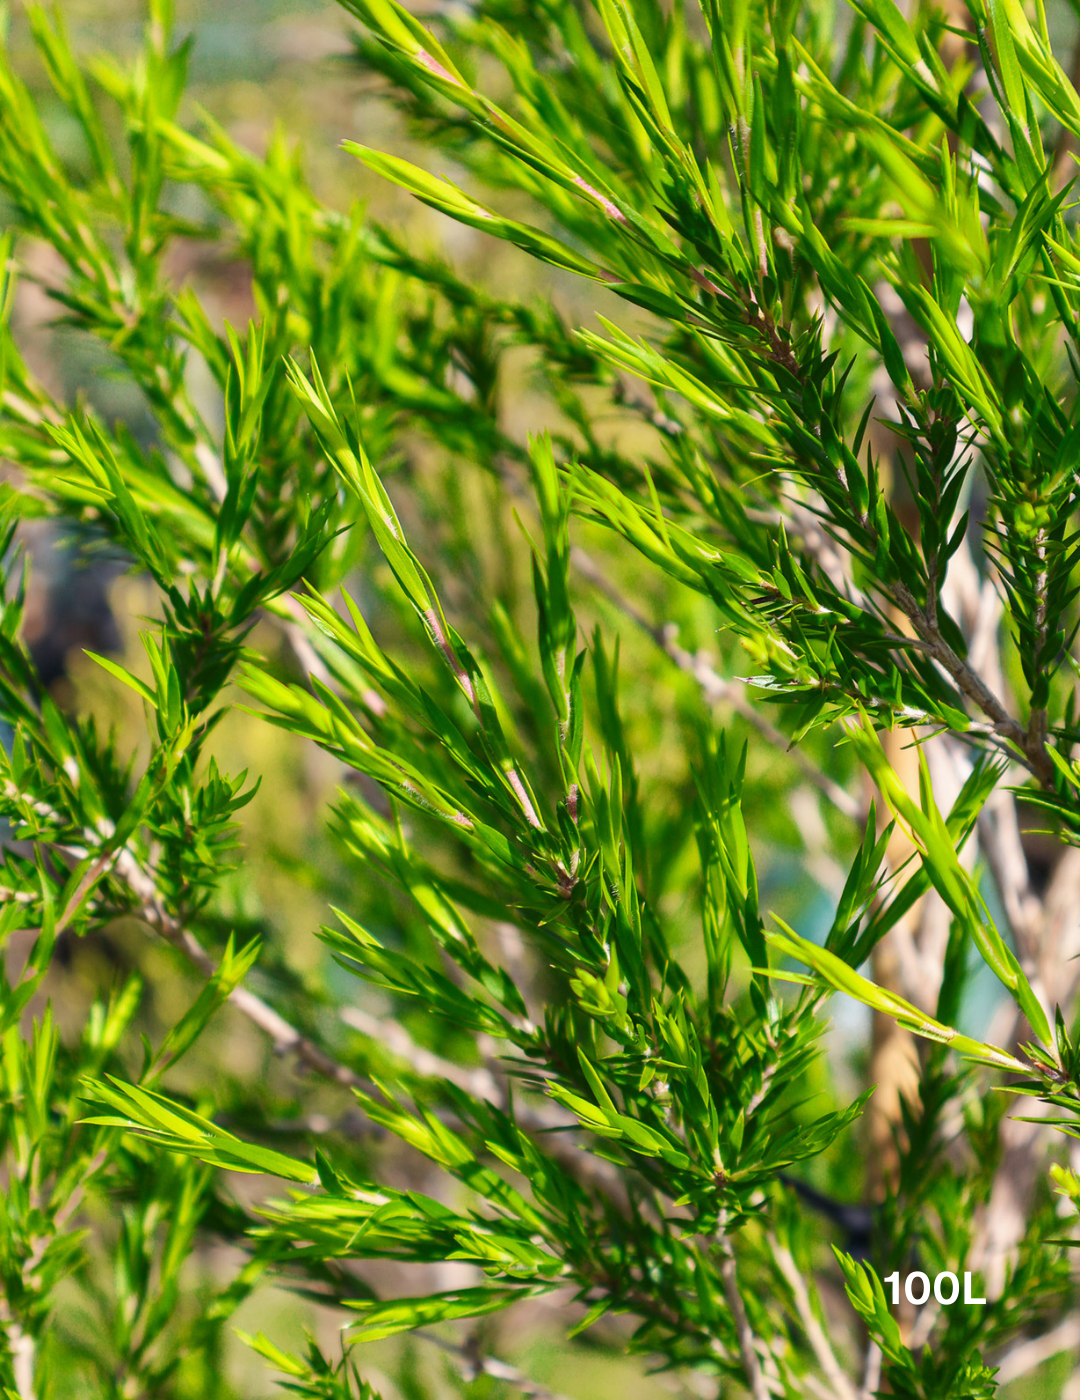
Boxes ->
[124,861,512,1107]
[890,579,1052,784]
[418,1329,574,1400]
[341,1005,499,1099]
[277,593,387,717]
[103,842,642,1209]
[977,789,1042,964]
[857,1342,881,1400]
[570,545,862,821]
[718,1224,773,1400]
[772,500,872,613]
[991,1314,1080,1387]
[0,1305,34,1400]
[770,1237,857,1400]
[1041,849,1080,1006]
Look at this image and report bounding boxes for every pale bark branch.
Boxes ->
[977,791,1041,964]
[570,545,862,821]
[992,1314,1080,1387]
[770,501,872,612]
[0,1304,34,1400]
[857,1342,881,1400]
[278,593,387,717]
[418,1329,574,1400]
[718,1226,773,1400]
[0,1147,107,1400]
[770,1238,857,1400]
[1041,849,1080,1006]
[123,858,506,1103]
[340,1005,499,1099]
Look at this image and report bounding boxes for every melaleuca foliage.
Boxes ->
[1,2,1080,1398]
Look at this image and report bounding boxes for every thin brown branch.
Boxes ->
[14,806,377,1091]
[891,578,1054,785]
[110,851,406,1094]
[1028,525,1051,757]
[54,847,117,939]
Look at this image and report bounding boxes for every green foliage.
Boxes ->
[3,0,1080,1397]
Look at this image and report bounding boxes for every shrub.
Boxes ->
[2,1,1080,1396]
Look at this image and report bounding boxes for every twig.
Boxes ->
[977,791,1041,964]
[13,775,635,1206]
[890,578,1054,786]
[278,594,387,717]
[991,1314,1080,1387]
[673,649,859,820]
[0,1148,107,1400]
[1027,524,1051,762]
[770,1237,857,1400]
[0,1309,34,1400]
[340,1005,499,1099]
[11,802,377,1090]
[718,1222,772,1400]
[776,501,872,613]
[107,847,624,1177]
[489,450,863,823]
[54,847,118,938]
[857,1341,881,1400]
[154,913,373,1093]
[417,1328,574,1400]
[116,847,489,1097]
[739,338,1039,782]
[570,545,862,821]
